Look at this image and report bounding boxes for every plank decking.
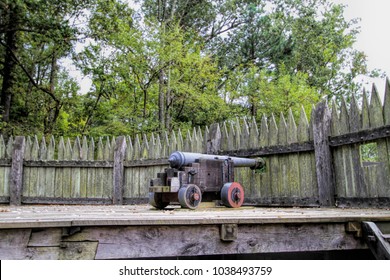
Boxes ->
[1,204,389,259]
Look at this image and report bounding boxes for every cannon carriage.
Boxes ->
[149,151,265,209]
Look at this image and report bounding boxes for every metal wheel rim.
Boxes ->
[178,184,202,209]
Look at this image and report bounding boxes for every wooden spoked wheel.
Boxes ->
[178,184,202,209]
[221,182,245,208]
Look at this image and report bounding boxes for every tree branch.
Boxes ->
[0,39,60,104]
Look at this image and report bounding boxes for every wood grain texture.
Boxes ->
[313,101,335,206]
[1,205,389,259]
[1,91,390,208]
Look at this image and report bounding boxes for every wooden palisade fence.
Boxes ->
[1,82,390,208]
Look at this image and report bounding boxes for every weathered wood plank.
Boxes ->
[233,121,251,198]
[257,115,271,201]
[362,90,370,129]
[113,136,126,204]
[86,138,96,198]
[37,137,47,198]
[385,79,390,197]
[240,118,250,150]
[313,101,335,206]
[330,101,344,200]
[287,109,300,199]
[0,239,98,260]
[95,138,104,198]
[154,134,162,159]
[368,85,390,198]
[0,136,8,197]
[0,229,33,259]
[183,130,191,152]
[9,136,25,205]
[384,78,390,126]
[60,223,366,259]
[278,113,288,198]
[28,228,63,247]
[349,95,367,198]
[63,138,73,198]
[0,135,5,159]
[0,136,9,197]
[54,137,65,198]
[29,136,39,198]
[193,127,201,153]
[249,117,259,149]
[80,137,88,198]
[339,99,354,198]
[103,138,113,199]
[141,134,149,159]
[6,136,13,159]
[227,122,236,151]
[45,136,56,197]
[206,123,221,154]
[160,132,168,158]
[177,129,184,152]
[0,229,32,248]
[297,107,316,200]
[268,114,279,199]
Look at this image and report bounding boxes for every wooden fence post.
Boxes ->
[207,123,221,154]
[113,136,126,205]
[10,136,25,206]
[313,101,335,206]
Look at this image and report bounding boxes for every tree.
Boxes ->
[208,0,373,105]
[0,0,95,136]
[76,0,227,135]
[223,63,319,122]
[0,0,376,137]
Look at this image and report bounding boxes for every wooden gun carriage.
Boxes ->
[149,151,265,209]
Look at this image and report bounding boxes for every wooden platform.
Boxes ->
[1,204,390,259]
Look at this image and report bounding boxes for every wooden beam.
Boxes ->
[10,136,25,206]
[312,101,335,206]
[113,136,126,205]
[221,141,314,157]
[329,124,390,147]
[23,160,113,168]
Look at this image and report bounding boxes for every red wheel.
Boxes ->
[221,182,244,208]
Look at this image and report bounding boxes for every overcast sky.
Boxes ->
[331,0,390,97]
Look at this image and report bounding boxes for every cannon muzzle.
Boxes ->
[168,151,265,170]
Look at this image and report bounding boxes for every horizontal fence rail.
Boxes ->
[1,81,390,207]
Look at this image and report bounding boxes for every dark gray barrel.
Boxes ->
[168,151,264,169]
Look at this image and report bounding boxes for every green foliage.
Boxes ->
[0,0,377,138]
[222,64,319,121]
[360,143,379,163]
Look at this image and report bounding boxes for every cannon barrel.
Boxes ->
[168,151,265,170]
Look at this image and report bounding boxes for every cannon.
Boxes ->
[149,151,265,209]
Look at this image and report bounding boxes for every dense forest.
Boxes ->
[0,0,382,138]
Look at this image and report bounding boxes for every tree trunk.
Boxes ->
[158,69,165,130]
[0,3,20,126]
[165,67,172,131]
[44,51,60,135]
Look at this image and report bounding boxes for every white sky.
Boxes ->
[331,0,390,97]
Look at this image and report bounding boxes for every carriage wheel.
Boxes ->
[149,192,169,209]
[178,184,202,209]
[221,182,245,208]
